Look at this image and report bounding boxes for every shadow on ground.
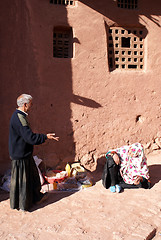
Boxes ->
[30,191,75,212]
[0,189,9,202]
[149,164,161,187]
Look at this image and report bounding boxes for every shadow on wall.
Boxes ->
[0,0,44,173]
[79,0,161,27]
[91,155,107,183]
[0,0,103,171]
[71,94,102,108]
[26,1,102,167]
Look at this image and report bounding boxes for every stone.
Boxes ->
[80,153,96,171]
[151,143,160,151]
[154,137,161,148]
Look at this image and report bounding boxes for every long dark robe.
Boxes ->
[10,155,43,211]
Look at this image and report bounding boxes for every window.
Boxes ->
[121,37,130,48]
[53,27,73,58]
[117,0,138,9]
[50,0,75,6]
[108,27,145,71]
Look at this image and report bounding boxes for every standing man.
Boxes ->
[9,94,59,211]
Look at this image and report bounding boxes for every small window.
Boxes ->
[117,0,138,9]
[50,0,75,5]
[128,65,137,69]
[121,37,131,48]
[53,27,73,58]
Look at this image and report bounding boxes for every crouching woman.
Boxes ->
[102,143,151,193]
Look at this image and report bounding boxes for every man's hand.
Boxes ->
[47,133,59,141]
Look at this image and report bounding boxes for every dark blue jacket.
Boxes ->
[9,109,47,160]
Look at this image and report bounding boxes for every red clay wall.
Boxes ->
[0,0,161,173]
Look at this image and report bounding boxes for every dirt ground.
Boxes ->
[0,151,161,240]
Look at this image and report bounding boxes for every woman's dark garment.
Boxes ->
[102,155,122,189]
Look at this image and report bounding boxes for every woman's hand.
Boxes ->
[133,176,143,185]
[113,153,120,165]
[47,133,59,141]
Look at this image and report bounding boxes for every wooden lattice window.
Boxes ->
[117,0,138,9]
[108,27,145,71]
[53,27,73,58]
[50,0,75,6]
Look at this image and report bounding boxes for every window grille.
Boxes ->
[108,27,145,71]
[53,27,73,58]
[50,0,75,6]
[117,0,138,9]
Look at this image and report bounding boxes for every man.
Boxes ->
[9,94,59,211]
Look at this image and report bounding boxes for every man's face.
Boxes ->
[25,100,33,112]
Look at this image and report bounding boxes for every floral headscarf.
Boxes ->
[108,143,150,184]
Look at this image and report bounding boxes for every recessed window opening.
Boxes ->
[128,65,137,69]
[50,0,74,5]
[117,0,138,9]
[53,26,73,58]
[121,37,131,48]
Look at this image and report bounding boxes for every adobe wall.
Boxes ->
[0,0,161,173]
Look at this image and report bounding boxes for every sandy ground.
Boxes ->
[0,151,161,240]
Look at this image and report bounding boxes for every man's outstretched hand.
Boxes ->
[47,133,59,141]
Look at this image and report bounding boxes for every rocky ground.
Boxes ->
[0,151,161,240]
